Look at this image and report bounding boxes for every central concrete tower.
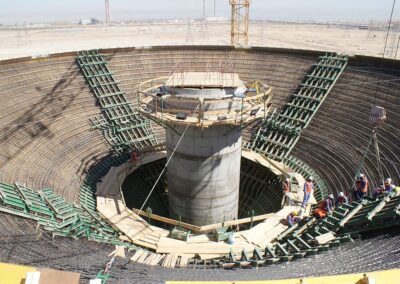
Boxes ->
[140,72,271,226]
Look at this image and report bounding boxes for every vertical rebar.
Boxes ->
[382,0,396,58]
[395,34,400,59]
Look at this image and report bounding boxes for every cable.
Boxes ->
[382,0,396,58]
[395,35,400,59]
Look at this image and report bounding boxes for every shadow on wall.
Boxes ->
[0,62,84,166]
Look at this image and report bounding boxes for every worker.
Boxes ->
[336,192,348,207]
[130,149,141,165]
[383,178,396,194]
[302,176,314,209]
[286,211,300,227]
[282,177,294,206]
[313,194,334,219]
[355,173,368,200]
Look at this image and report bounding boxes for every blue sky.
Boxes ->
[0,0,399,24]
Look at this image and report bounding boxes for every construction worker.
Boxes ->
[130,149,141,165]
[355,173,368,200]
[301,176,314,209]
[313,194,334,219]
[383,178,396,194]
[286,211,299,227]
[336,192,348,207]
[282,177,294,206]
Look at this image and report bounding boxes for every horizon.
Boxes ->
[0,0,399,25]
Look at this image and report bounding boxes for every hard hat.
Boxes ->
[292,211,298,216]
[285,177,290,182]
[328,194,334,199]
[385,178,392,184]
[307,176,313,181]
[359,173,364,178]
[339,192,344,197]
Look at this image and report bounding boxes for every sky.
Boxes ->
[0,0,399,25]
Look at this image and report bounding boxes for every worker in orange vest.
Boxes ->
[301,176,315,209]
[130,150,140,165]
[314,194,334,219]
[282,177,294,206]
[355,173,368,200]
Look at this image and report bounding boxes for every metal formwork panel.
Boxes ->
[248,53,348,162]
[76,50,157,153]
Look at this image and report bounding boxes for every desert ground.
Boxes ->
[0,21,398,59]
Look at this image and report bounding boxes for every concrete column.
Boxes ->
[167,125,242,226]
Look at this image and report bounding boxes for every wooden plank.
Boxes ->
[137,251,149,263]
[146,254,156,265]
[131,208,275,233]
[187,234,214,243]
[136,237,158,246]
[153,254,165,266]
[131,208,201,232]
[156,236,253,254]
[178,255,188,268]
[199,213,275,232]
[133,239,157,250]
[241,206,296,245]
[130,250,145,262]
[198,254,223,260]
[316,232,335,245]
[169,254,179,268]
[161,254,171,267]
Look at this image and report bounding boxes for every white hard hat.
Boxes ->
[328,194,334,199]
[339,192,344,197]
[385,178,392,184]
[285,177,290,182]
[308,176,313,181]
[359,173,364,178]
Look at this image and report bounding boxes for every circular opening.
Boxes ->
[121,155,283,227]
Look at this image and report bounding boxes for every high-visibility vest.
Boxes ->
[304,181,313,193]
[361,178,368,193]
[131,151,139,162]
[283,181,290,192]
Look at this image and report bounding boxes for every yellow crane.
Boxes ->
[230,0,251,46]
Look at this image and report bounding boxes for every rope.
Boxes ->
[137,104,200,216]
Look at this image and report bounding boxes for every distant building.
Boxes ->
[79,19,91,25]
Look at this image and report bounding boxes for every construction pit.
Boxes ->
[0,46,399,282]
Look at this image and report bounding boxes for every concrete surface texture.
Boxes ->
[167,125,241,225]
[0,21,398,60]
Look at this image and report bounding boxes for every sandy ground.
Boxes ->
[0,21,398,60]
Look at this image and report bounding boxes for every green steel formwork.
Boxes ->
[0,182,135,250]
[76,49,158,154]
[218,192,400,268]
[248,53,348,162]
[245,53,347,201]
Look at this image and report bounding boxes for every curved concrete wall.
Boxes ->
[166,125,241,225]
[0,46,398,204]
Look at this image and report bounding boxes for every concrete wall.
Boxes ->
[166,125,242,225]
